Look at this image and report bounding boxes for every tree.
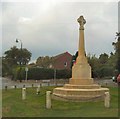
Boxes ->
[88,53,115,78]
[112,32,120,73]
[2,57,12,76]
[2,46,32,78]
[108,52,117,72]
[71,51,78,68]
[4,46,19,66]
[4,46,32,66]
[0,57,2,76]
[20,48,32,65]
[99,53,109,64]
[36,56,53,68]
[87,54,101,78]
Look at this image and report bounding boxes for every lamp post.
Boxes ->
[16,38,23,82]
[25,67,28,82]
[16,39,23,65]
[54,68,56,86]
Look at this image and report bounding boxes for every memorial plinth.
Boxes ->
[52,16,109,102]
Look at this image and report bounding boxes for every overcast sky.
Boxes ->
[1,0,119,62]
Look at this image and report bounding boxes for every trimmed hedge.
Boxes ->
[13,67,72,80]
[28,68,54,80]
[56,69,72,79]
[27,68,72,80]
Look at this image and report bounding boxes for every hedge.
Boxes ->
[28,68,54,80]
[13,67,72,80]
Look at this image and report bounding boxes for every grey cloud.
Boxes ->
[2,2,118,61]
[118,1,120,32]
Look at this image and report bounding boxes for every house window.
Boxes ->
[64,62,67,67]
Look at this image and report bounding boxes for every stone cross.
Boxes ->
[77,15,87,58]
[77,16,86,30]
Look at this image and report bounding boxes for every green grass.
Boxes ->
[2,86,118,117]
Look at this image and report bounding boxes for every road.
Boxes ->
[94,78,118,87]
[0,77,118,89]
[1,77,63,89]
[0,77,1,89]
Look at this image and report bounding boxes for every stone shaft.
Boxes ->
[78,23,85,57]
[77,15,86,57]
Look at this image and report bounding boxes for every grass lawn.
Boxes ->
[2,86,118,117]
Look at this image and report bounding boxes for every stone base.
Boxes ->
[52,93,104,102]
[52,84,109,102]
[72,59,92,80]
[64,84,101,89]
[69,78,93,85]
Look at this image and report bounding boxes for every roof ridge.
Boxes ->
[53,51,72,59]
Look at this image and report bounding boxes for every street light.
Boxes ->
[25,67,28,82]
[16,38,23,82]
[54,68,56,86]
[16,39,23,65]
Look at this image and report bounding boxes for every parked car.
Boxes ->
[112,76,117,82]
[117,74,120,84]
[112,76,115,82]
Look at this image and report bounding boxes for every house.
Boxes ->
[51,52,72,70]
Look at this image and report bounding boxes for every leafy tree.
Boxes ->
[99,53,109,64]
[88,53,115,78]
[112,32,120,73]
[36,56,53,68]
[2,57,13,76]
[0,57,2,76]
[2,46,32,79]
[4,46,32,66]
[87,54,100,78]
[4,46,19,66]
[20,48,32,65]
[71,51,78,68]
[108,52,117,74]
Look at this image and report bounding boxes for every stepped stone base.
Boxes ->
[52,83,109,102]
[69,78,93,85]
[64,84,101,89]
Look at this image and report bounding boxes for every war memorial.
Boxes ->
[52,16,110,102]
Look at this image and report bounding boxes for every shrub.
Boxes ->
[56,69,72,79]
[13,67,72,80]
[28,68,54,80]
